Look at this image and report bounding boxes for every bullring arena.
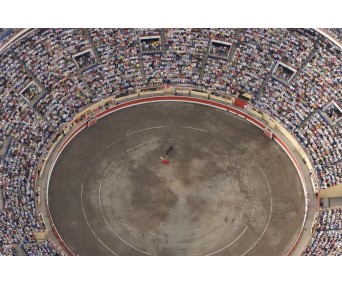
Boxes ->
[0,28,341,256]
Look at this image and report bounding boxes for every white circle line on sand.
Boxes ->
[79,126,245,255]
[206,175,256,256]
[78,137,127,255]
[98,143,153,256]
[126,141,153,153]
[81,168,118,256]
[247,177,256,222]
[206,225,249,256]
[126,125,231,143]
[241,167,273,256]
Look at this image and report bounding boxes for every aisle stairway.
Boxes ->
[82,28,101,62]
[160,29,167,54]
[77,69,94,98]
[228,28,244,64]
[256,62,277,97]
[138,52,146,80]
[199,41,211,81]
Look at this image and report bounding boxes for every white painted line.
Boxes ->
[46,124,86,255]
[98,151,151,255]
[126,126,170,136]
[126,141,153,153]
[127,125,231,142]
[207,177,256,256]
[207,225,249,256]
[80,141,155,256]
[247,177,256,222]
[242,167,273,256]
[81,168,118,256]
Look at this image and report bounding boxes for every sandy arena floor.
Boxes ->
[48,102,305,255]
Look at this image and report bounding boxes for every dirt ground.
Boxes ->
[48,102,305,255]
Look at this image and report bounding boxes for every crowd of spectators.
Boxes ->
[253,79,310,131]
[23,240,60,256]
[321,28,342,45]
[303,208,342,256]
[0,245,18,256]
[202,57,237,93]
[0,55,60,255]
[142,28,209,86]
[84,29,145,97]
[0,28,341,256]
[294,113,341,189]
[35,76,91,128]
[0,50,32,96]
[252,35,341,189]
[12,29,93,91]
[314,208,342,231]
[0,93,59,255]
[201,29,238,94]
[254,80,341,190]
[303,230,342,256]
[0,29,23,50]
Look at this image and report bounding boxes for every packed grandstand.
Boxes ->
[0,28,341,256]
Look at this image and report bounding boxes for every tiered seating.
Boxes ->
[12,29,92,91]
[0,28,341,256]
[0,50,32,96]
[23,239,60,256]
[164,28,208,86]
[322,28,342,44]
[294,113,341,189]
[0,245,18,256]
[83,29,144,97]
[315,208,342,231]
[0,91,57,255]
[303,208,342,256]
[201,29,237,94]
[303,230,342,256]
[0,29,23,49]
[253,79,310,131]
[35,76,90,128]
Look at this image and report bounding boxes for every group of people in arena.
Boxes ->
[0,28,341,255]
[303,208,342,256]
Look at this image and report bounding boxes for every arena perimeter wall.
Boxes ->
[44,95,309,256]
